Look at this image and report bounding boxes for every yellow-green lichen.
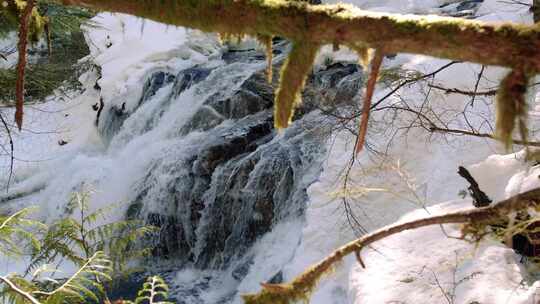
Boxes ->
[256,34,274,83]
[274,40,320,129]
[495,69,530,149]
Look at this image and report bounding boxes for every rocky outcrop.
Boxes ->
[100,44,363,271]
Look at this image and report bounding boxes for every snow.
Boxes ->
[350,200,540,304]
[0,0,539,303]
[83,13,221,113]
[0,12,227,278]
[322,0,448,13]
[287,1,540,304]
[468,152,529,201]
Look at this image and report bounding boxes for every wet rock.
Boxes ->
[267,271,283,284]
[120,51,357,271]
[140,71,176,102]
[231,258,254,281]
[172,67,213,98]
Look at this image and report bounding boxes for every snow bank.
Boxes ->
[322,0,451,13]
[350,201,540,304]
[288,1,539,303]
[1,1,539,303]
[84,13,221,113]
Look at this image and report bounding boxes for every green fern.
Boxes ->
[0,207,46,257]
[26,218,86,274]
[0,191,158,304]
[1,252,113,304]
[27,191,157,275]
[0,274,41,304]
[129,276,173,304]
[34,251,112,304]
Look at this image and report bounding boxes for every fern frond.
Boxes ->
[34,251,112,304]
[134,276,173,304]
[0,275,41,304]
[0,207,45,258]
[26,218,85,274]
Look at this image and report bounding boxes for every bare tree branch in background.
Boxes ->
[428,83,497,97]
[243,188,540,304]
[0,111,14,193]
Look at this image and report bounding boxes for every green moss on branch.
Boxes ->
[53,0,540,72]
[274,41,319,129]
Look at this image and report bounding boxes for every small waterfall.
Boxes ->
[102,50,328,269]
[99,42,363,300]
[2,33,363,302]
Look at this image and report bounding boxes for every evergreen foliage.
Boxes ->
[123,276,173,304]
[0,207,45,257]
[0,191,161,304]
[27,191,157,275]
[0,1,93,104]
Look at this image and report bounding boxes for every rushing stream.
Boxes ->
[0,21,363,302]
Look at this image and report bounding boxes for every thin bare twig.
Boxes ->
[427,84,496,97]
[0,111,14,193]
[374,105,540,147]
[244,188,540,303]
[470,65,486,106]
[371,61,461,110]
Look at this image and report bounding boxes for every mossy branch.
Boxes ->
[355,48,383,154]
[274,41,319,129]
[256,34,274,83]
[495,69,531,149]
[242,188,540,304]
[14,0,34,131]
[49,0,540,140]
[53,0,540,72]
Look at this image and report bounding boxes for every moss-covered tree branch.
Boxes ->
[52,0,540,73]
[243,188,540,304]
[46,0,540,135]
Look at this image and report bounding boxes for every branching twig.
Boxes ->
[428,83,496,97]
[0,111,14,193]
[371,61,460,110]
[470,65,486,106]
[243,188,540,304]
[374,105,540,147]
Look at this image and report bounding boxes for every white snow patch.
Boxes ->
[350,201,539,304]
